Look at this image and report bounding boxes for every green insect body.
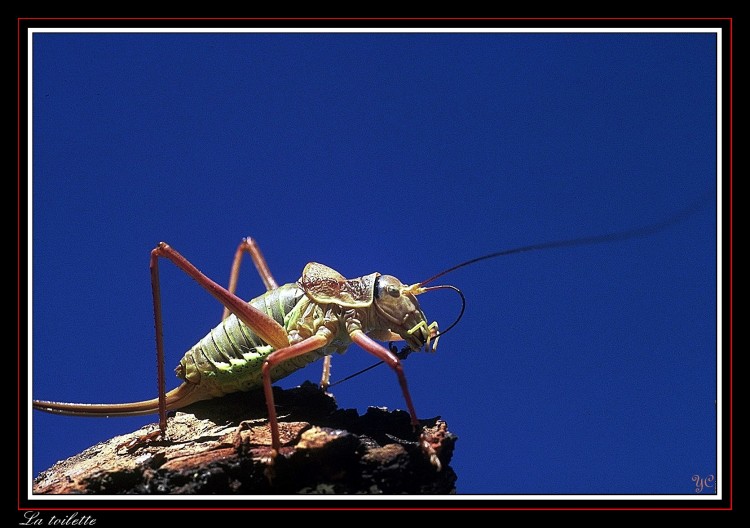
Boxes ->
[178,282,346,399]
[32,258,435,422]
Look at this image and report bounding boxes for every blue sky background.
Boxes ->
[30,30,718,496]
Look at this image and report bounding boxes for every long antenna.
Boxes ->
[417,192,711,288]
[333,191,712,387]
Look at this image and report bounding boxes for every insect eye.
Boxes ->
[375,276,404,300]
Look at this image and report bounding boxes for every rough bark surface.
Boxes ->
[33,382,457,494]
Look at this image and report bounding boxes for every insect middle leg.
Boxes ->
[259,328,441,470]
[222,237,334,390]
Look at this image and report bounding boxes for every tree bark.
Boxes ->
[33,382,457,494]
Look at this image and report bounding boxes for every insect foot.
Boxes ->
[115,427,164,454]
[419,420,450,472]
[232,419,310,483]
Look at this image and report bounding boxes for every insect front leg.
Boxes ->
[348,330,442,471]
[149,242,291,437]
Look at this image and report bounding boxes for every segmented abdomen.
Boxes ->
[176,283,325,398]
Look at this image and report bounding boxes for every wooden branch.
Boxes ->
[33,382,458,494]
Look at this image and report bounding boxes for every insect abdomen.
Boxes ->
[176,283,324,398]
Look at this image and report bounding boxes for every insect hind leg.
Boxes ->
[222,237,279,321]
[149,242,291,438]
